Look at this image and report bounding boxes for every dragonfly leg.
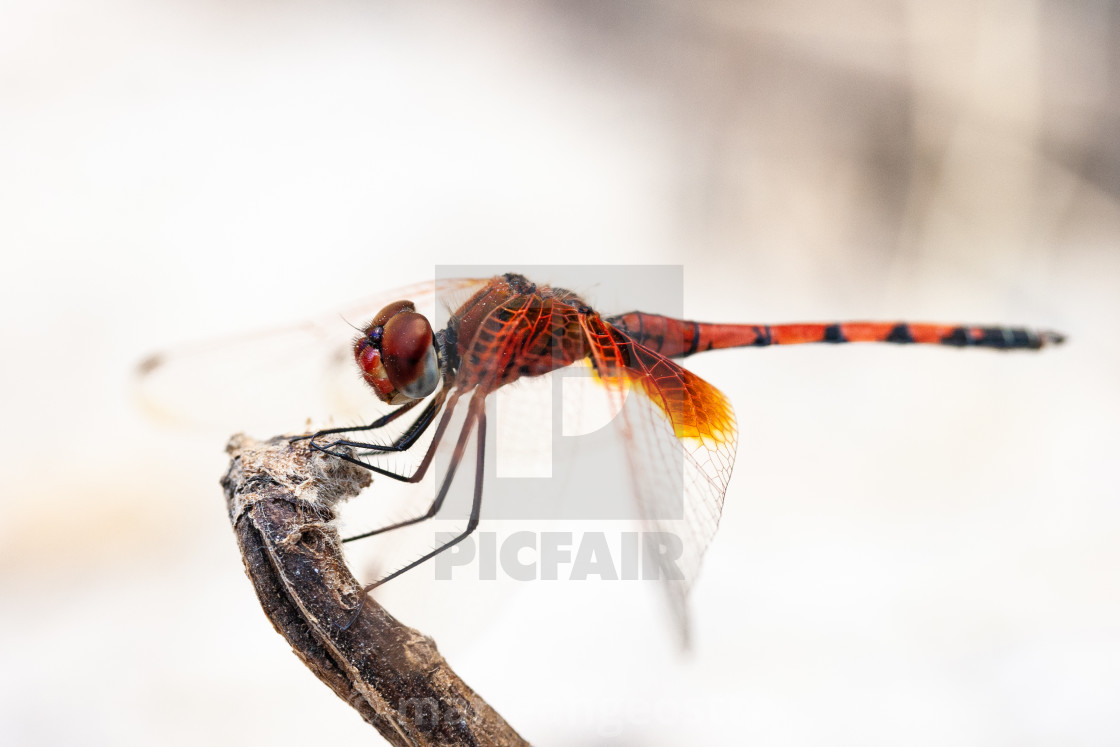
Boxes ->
[342,393,480,542]
[290,395,424,443]
[341,398,487,630]
[303,389,455,483]
[311,388,447,455]
[297,388,446,455]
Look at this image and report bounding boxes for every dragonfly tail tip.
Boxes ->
[1041,330,1067,347]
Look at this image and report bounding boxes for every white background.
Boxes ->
[2,1,1118,745]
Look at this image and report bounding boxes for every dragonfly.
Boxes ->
[283,272,1064,636]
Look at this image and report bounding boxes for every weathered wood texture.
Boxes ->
[222,434,529,746]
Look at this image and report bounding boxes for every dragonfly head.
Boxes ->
[354,300,440,405]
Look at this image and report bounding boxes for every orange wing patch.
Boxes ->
[625,344,736,446]
[580,314,736,447]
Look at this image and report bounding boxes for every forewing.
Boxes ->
[136,277,491,433]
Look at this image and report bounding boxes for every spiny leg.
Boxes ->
[291,394,425,444]
[306,388,445,451]
[305,388,453,482]
[341,398,487,630]
[341,391,480,542]
[362,401,486,587]
[316,389,447,455]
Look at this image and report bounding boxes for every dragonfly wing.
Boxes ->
[136,277,492,432]
[584,317,738,645]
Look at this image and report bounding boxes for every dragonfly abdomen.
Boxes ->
[723,322,1065,350]
[608,312,1065,357]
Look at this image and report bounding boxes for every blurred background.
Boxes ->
[2,0,1118,744]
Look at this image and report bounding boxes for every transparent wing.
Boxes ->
[584,316,737,646]
[451,296,735,644]
[135,277,492,434]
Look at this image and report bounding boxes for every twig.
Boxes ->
[222,434,529,746]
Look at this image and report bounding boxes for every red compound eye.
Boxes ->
[353,301,439,404]
[381,311,437,397]
[372,299,416,328]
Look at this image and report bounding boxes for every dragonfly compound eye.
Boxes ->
[351,297,439,405]
[381,310,438,399]
[353,300,438,404]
